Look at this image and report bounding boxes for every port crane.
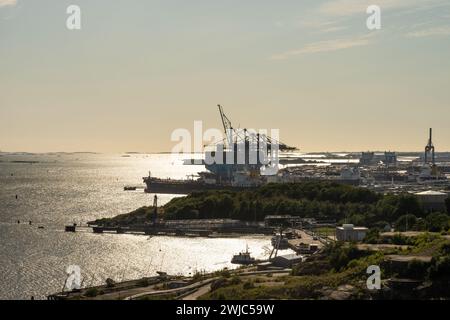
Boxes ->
[216,104,296,152]
[424,128,435,166]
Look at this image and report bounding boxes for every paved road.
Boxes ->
[125,269,291,300]
[182,284,212,300]
[179,269,291,300]
[288,229,325,250]
[125,277,219,300]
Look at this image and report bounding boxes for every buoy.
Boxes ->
[17,220,20,224]
[15,195,18,200]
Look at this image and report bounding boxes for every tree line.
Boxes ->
[163,181,450,231]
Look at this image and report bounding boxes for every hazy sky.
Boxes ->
[1,0,450,152]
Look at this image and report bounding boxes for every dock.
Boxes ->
[65,219,274,237]
[286,229,328,254]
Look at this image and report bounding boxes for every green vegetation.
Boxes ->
[324,242,371,272]
[366,231,446,249]
[84,288,98,297]
[214,268,231,278]
[395,214,417,232]
[162,182,447,230]
[201,237,450,300]
[445,198,450,214]
[137,278,150,287]
[92,182,450,233]
[202,242,385,300]
[363,229,381,244]
[425,212,450,232]
[93,206,156,227]
[388,213,449,235]
[211,276,242,292]
[314,227,335,236]
[139,293,178,300]
[429,242,450,281]
[105,278,115,288]
[164,182,382,223]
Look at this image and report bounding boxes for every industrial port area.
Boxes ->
[143,106,450,197]
[4,0,450,313]
[53,107,450,301]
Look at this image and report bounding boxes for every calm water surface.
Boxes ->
[0,153,271,300]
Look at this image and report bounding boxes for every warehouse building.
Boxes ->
[272,254,303,268]
[336,224,368,242]
[414,190,448,212]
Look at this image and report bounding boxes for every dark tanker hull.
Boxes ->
[143,177,255,194]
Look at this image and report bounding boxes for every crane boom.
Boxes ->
[216,104,297,151]
[217,104,234,145]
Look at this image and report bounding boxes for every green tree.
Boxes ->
[363,228,380,244]
[395,214,417,232]
[395,195,424,218]
[325,242,363,271]
[429,255,450,280]
[445,198,450,215]
[425,212,450,232]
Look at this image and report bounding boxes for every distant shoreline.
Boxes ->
[2,151,450,155]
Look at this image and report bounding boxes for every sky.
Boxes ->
[1,0,450,153]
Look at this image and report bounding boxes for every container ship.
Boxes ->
[143,105,296,194]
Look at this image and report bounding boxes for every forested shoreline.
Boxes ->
[93,182,450,232]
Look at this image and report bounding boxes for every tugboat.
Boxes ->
[231,245,256,265]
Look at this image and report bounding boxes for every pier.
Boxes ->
[65,219,274,237]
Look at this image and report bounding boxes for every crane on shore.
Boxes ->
[424,128,436,166]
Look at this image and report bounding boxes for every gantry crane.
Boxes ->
[216,104,297,152]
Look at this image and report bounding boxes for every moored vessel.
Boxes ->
[231,245,256,265]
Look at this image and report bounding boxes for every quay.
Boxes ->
[65,219,274,237]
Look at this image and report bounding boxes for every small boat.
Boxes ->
[231,245,256,265]
[65,223,77,232]
[124,186,137,191]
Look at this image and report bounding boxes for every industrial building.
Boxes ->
[264,215,302,227]
[336,224,368,242]
[415,190,448,212]
[272,254,303,268]
[359,151,397,166]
